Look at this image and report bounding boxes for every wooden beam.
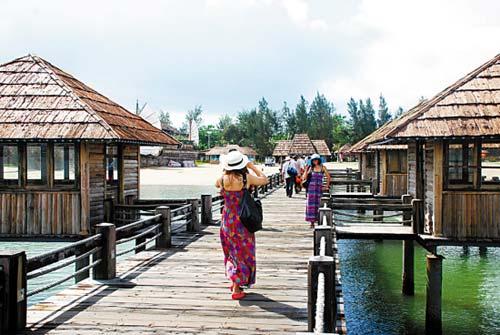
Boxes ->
[433,142,443,236]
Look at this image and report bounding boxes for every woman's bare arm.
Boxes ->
[246,162,269,186]
[215,177,222,188]
[323,166,331,190]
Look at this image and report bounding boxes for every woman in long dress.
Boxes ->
[216,150,268,300]
[302,154,331,227]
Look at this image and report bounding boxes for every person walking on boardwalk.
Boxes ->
[302,154,331,228]
[216,150,269,300]
[282,156,298,197]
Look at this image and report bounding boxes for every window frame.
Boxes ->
[53,143,79,188]
[444,140,500,191]
[105,144,119,187]
[26,143,49,186]
[386,150,407,174]
[0,144,21,186]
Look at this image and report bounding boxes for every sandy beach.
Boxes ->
[140,161,358,186]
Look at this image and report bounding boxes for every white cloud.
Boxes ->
[321,0,500,114]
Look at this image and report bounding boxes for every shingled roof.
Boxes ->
[288,134,317,155]
[273,140,292,156]
[386,53,500,140]
[206,145,257,157]
[0,55,179,145]
[312,140,331,156]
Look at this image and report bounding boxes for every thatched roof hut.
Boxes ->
[205,144,257,161]
[273,134,331,160]
[0,55,178,237]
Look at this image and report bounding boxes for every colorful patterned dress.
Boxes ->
[220,189,256,287]
[306,171,324,223]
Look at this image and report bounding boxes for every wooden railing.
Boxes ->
[0,172,283,334]
[306,206,339,334]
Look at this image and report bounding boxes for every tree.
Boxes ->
[198,125,222,150]
[309,92,335,147]
[359,98,377,139]
[158,110,171,127]
[347,98,359,129]
[295,96,309,134]
[377,94,391,127]
[186,105,203,141]
[217,115,233,131]
[394,106,404,118]
[282,101,296,138]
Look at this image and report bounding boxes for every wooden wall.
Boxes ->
[0,192,82,235]
[360,152,376,180]
[87,144,105,228]
[424,144,434,234]
[407,143,417,197]
[122,145,139,202]
[385,174,407,197]
[441,192,500,239]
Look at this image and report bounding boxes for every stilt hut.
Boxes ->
[382,53,500,241]
[273,134,330,162]
[0,55,179,237]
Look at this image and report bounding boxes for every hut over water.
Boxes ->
[273,134,331,162]
[0,55,179,237]
[381,53,500,241]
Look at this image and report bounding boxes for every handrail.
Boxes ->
[116,224,161,245]
[116,214,162,235]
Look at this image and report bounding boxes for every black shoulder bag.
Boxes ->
[238,174,263,233]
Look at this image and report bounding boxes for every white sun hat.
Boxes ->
[311,153,321,161]
[221,150,249,171]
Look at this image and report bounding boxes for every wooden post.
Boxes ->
[0,251,27,333]
[412,199,424,234]
[479,246,487,257]
[201,194,212,226]
[187,199,200,232]
[371,178,378,196]
[307,255,336,333]
[320,197,330,210]
[402,240,414,296]
[135,236,146,254]
[426,254,443,335]
[155,206,171,248]
[93,223,116,280]
[318,207,332,227]
[75,245,90,283]
[402,194,412,226]
[314,226,333,256]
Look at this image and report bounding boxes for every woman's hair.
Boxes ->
[312,158,322,166]
[224,167,249,183]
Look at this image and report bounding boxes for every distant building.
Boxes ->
[273,134,331,162]
[205,145,257,163]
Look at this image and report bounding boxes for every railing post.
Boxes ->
[314,226,333,256]
[155,206,171,248]
[402,194,412,226]
[411,199,424,234]
[318,207,332,227]
[93,223,116,280]
[187,199,200,232]
[307,255,336,333]
[75,245,90,283]
[0,251,27,333]
[135,236,146,254]
[201,194,213,226]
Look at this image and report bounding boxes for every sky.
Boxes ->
[1,0,499,127]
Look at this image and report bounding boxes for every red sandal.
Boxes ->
[231,291,246,300]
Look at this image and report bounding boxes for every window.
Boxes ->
[54,144,76,184]
[387,150,407,174]
[0,145,19,183]
[27,144,47,184]
[446,143,475,185]
[366,153,375,168]
[106,145,119,185]
[481,143,500,184]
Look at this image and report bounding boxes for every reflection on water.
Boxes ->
[338,240,500,334]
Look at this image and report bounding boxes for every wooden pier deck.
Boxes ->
[25,189,312,334]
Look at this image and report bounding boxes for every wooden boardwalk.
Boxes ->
[25,189,313,334]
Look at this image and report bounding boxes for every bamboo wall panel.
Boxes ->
[361,152,375,180]
[384,174,407,197]
[123,145,139,199]
[0,192,81,235]
[442,192,500,239]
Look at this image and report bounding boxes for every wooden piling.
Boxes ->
[156,206,171,248]
[314,226,333,256]
[201,194,212,226]
[479,246,487,257]
[187,199,200,232]
[93,223,116,280]
[425,254,442,335]
[318,207,332,227]
[307,255,336,333]
[402,240,414,295]
[0,251,27,333]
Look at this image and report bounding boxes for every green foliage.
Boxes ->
[377,94,392,127]
[158,110,171,126]
[394,106,404,118]
[309,92,335,147]
[295,96,309,134]
[198,124,223,150]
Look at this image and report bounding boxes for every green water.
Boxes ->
[1,185,499,334]
[338,240,500,334]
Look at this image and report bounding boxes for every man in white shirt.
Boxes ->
[282,156,298,197]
